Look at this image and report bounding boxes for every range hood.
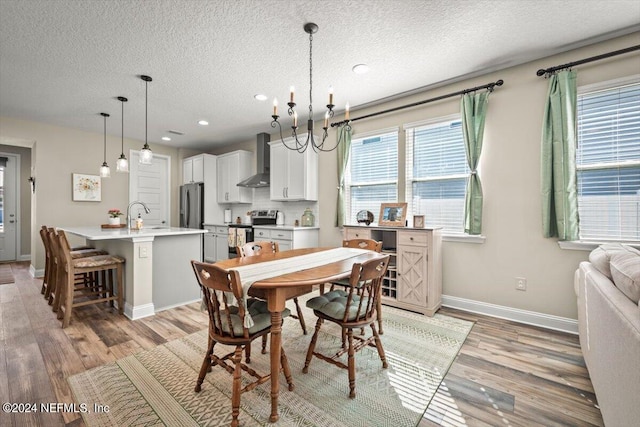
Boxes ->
[237,133,270,188]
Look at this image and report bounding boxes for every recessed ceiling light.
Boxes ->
[254,94,268,101]
[198,120,209,126]
[161,136,171,141]
[352,64,369,74]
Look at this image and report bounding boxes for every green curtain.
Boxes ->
[335,126,352,227]
[461,91,489,235]
[541,71,579,240]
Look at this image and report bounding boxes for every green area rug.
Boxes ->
[69,302,472,426]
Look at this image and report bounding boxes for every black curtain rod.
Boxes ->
[331,79,504,127]
[536,44,640,77]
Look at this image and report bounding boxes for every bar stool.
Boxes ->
[56,230,125,328]
[40,226,104,301]
[46,227,107,309]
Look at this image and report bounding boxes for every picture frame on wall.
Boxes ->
[413,215,425,228]
[379,202,408,227]
[72,173,101,201]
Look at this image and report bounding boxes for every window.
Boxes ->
[344,129,398,224]
[577,79,640,242]
[405,115,469,234]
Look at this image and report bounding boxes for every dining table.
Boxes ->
[213,246,386,423]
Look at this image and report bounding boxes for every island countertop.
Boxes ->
[59,226,206,241]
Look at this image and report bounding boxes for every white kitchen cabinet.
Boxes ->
[269,138,318,201]
[253,226,318,251]
[183,154,205,184]
[343,225,442,316]
[217,150,253,204]
[204,225,229,262]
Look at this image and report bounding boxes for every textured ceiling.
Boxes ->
[1,0,639,150]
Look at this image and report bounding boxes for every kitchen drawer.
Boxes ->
[398,230,428,246]
[254,229,270,239]
[215,226,228,234]
[345,228,371,240]
[269,229,293,241]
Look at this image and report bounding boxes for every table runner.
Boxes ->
[230,247,370,326]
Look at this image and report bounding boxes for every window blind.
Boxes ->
[345,131,398,223]
[406,117,469,234]
[577,81,640,241]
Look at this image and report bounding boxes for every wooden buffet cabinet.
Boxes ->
[343,225,442,316]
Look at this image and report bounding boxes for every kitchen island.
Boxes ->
[60,226,206,319]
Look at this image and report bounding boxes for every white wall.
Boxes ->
[0,118,180,271]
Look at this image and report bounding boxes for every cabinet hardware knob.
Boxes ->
[410,237,414,240]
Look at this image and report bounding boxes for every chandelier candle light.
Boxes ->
[271,23,351,153]
[116,96,129,172]
[99,112,110,178]
[139,75,153,165]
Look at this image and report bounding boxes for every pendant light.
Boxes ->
[139,75,153,164]
[99,112,111,178]
[116,96,129,172]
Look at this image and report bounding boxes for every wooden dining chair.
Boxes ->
[303,255,390,398]
[55,230,125,328]
[237,241,307,337]
[191,260,294,427]
[326,238,385,336]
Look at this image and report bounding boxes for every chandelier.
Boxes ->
[270,23,351,153]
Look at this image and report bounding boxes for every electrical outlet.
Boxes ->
[516,277,527,291]
[139,246,148,258]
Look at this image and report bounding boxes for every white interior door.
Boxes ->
[0,154,18,261]
[129,151,170,227]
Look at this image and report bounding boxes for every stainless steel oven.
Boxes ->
[227,209,278,258]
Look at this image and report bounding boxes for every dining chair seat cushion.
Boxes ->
[70,249,109,259]
[218,299,291,336]
[306,291,368,321]
[72,255,125,268]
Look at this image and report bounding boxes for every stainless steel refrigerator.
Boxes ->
[179,183,204,229]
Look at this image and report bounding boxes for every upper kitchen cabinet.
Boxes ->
[217,150,253,204]
[182,154,206,184]
[269,137,318,201]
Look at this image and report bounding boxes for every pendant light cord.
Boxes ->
[103,114,107,162]
[145,79,148,146]
[121,99,124,153]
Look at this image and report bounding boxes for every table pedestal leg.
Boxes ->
[269,310,282,423]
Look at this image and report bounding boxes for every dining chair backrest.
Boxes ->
[191,260,250,340]
[342,238,383,253]
[237,241,279,257]
[343,255,390,324]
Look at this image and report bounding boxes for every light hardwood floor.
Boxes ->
[1,261,603,426]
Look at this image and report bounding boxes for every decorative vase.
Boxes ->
[108,217,120,226]
[301,208,315,227]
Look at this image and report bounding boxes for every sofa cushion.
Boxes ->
[610,251,640,304]
[589,244,625,279]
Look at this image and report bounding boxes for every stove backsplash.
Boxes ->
[219,187,318,226]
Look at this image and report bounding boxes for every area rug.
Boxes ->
[0,263,14,284]
[69,302,473,427]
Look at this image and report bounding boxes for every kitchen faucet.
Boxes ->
[126,200,151,229]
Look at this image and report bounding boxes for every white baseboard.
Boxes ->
[124,302,155,320]
[30,265,44,278]
[442,295,578,335]
[18,254,31,262]
[154,298,202,313]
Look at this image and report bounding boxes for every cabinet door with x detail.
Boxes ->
[397,244,428,308]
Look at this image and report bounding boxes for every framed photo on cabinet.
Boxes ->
[379,202,407,227]
[413,215,425,228]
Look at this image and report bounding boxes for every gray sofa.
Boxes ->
[575,244,640,427]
